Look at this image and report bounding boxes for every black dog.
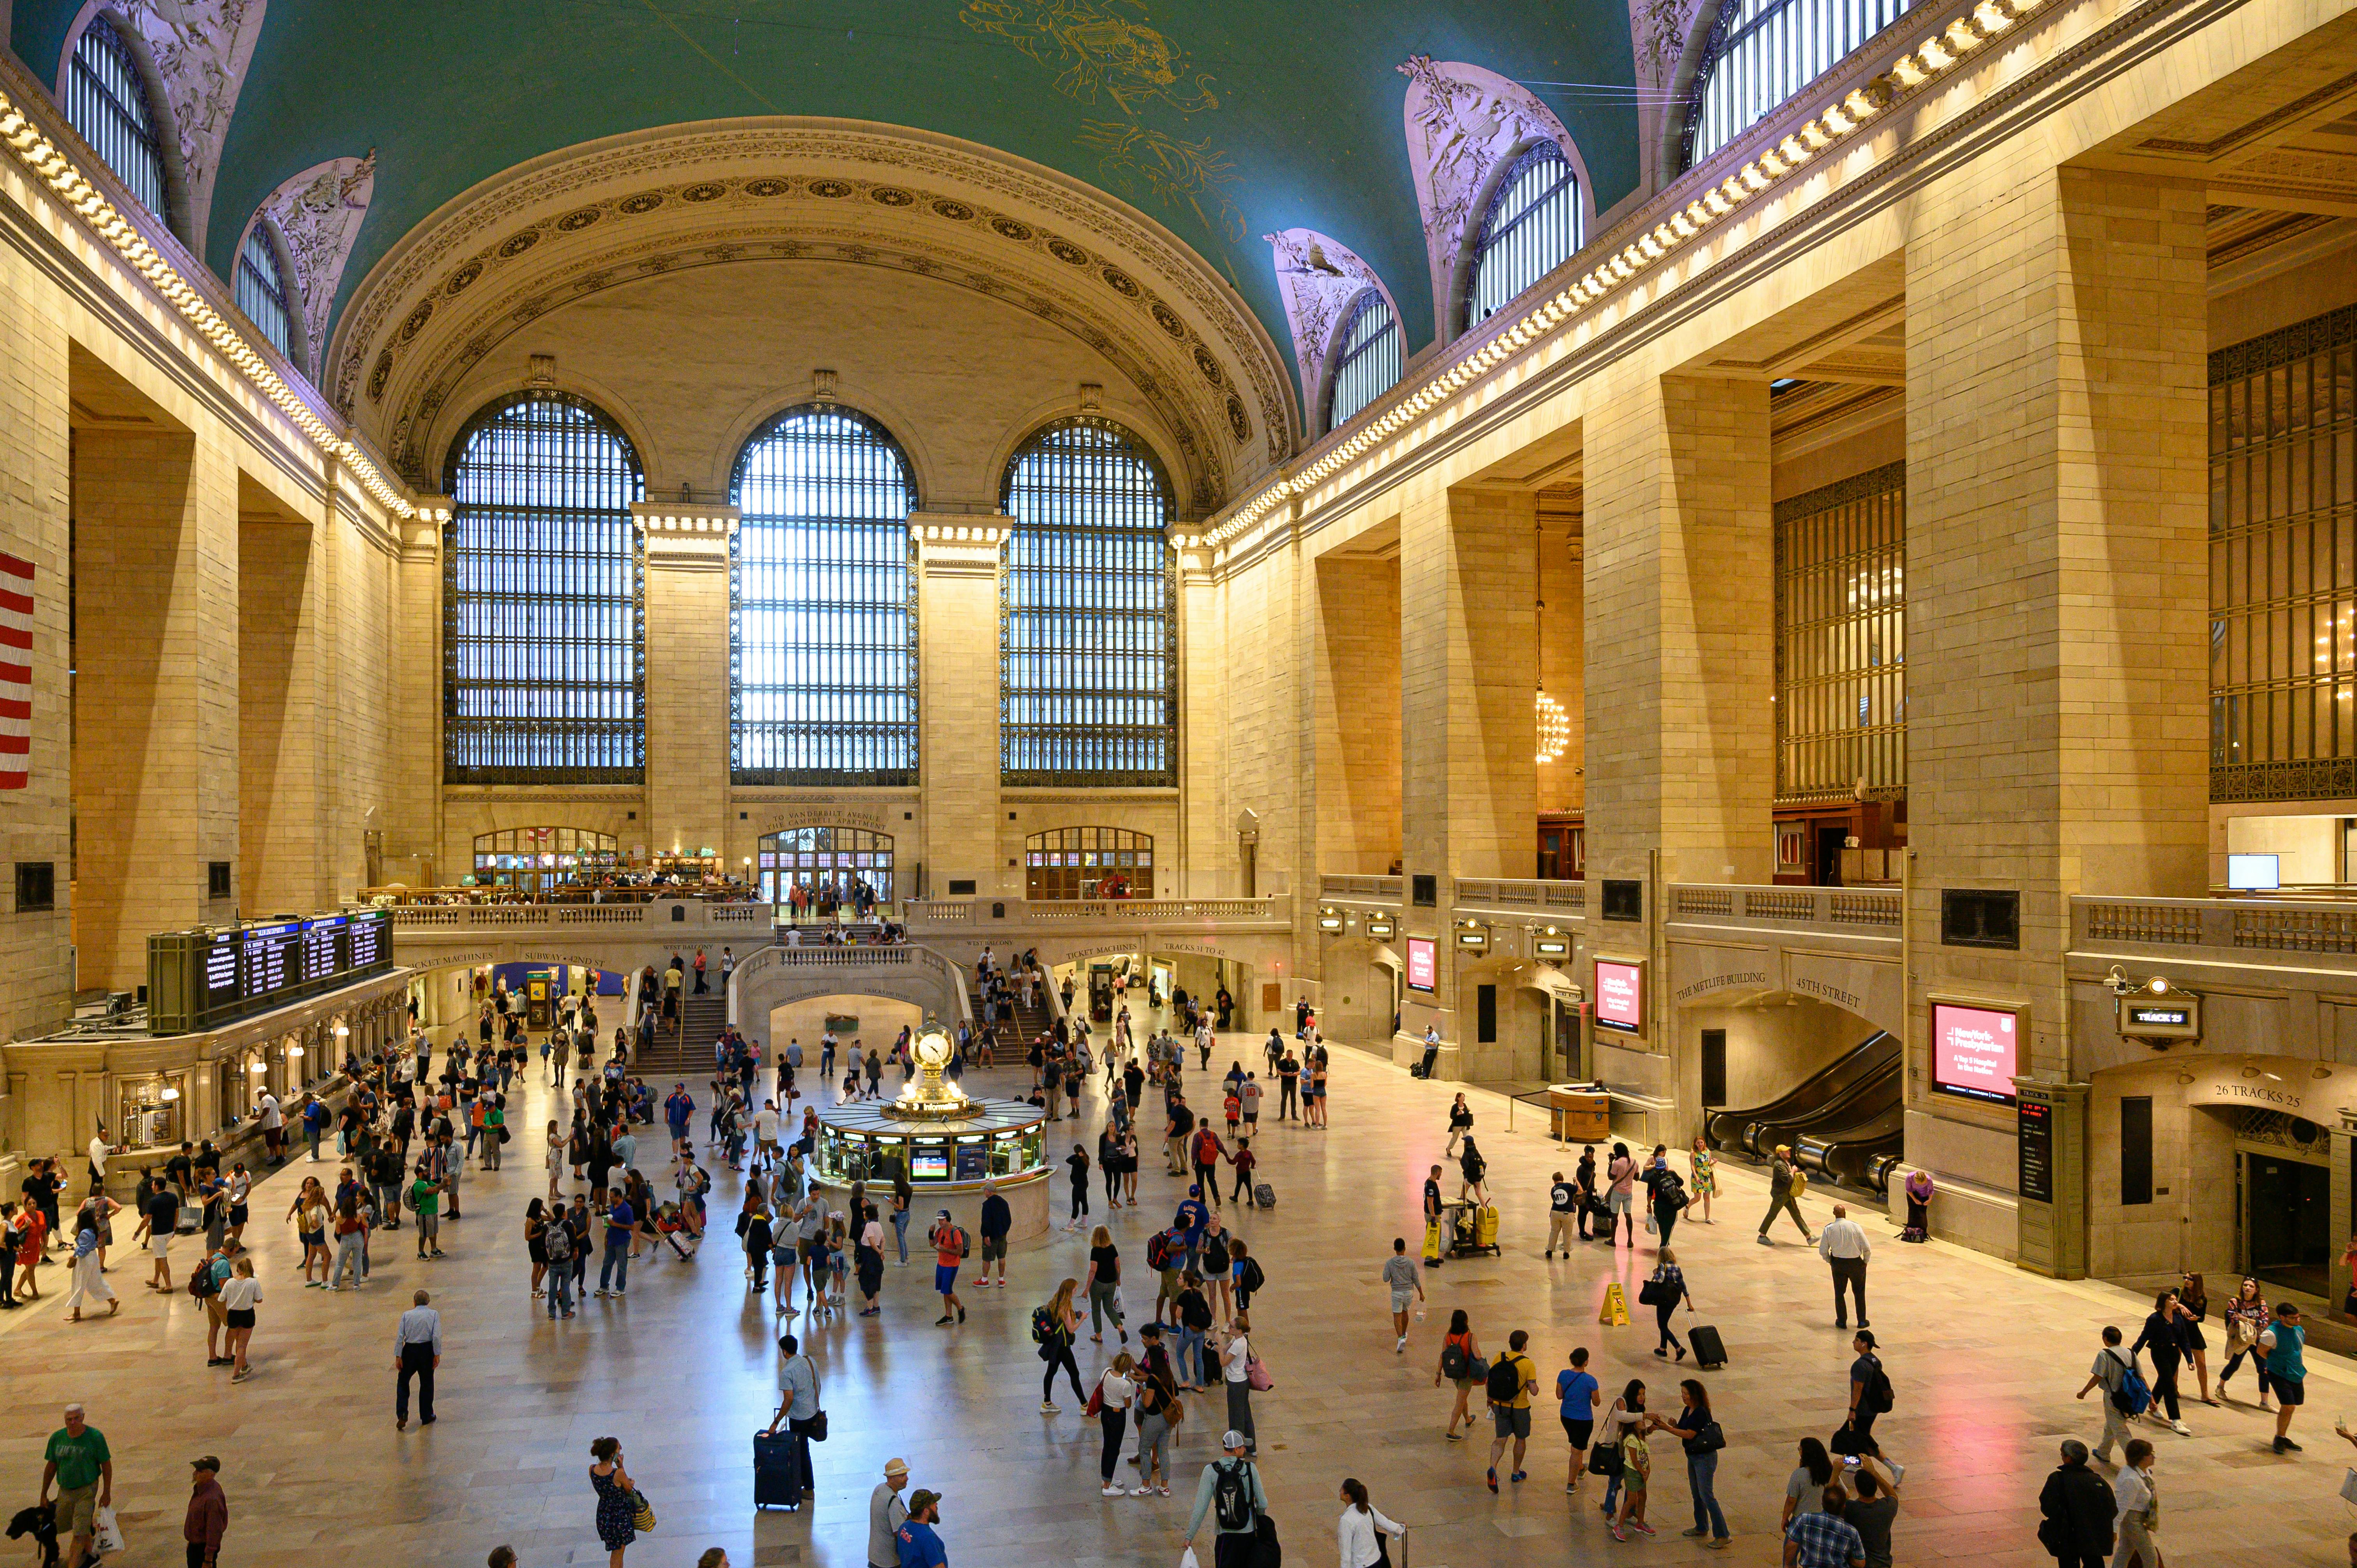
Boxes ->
[4,1501,58,1568]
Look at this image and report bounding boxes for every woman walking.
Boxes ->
[288,1177,332,1287]
[855,1205,885,1316]
[1557,1347,1600,1496]
[1687,1136,1716,1224]
[62,1211,117,1321]
[1118,1125,1141,1207]
[2130,1290,2193,1435]
[2177,1273,2214,1405]
[1085,1224,1128,1346]
[1644,1247,1692,1361]
[220,1256,261,1380]
[2112,1438,2161,1567]
[588,1436,638,1566]
[1093,1351,1138,1497]
[1337,1478,1406,1567]
[546,1120,565,1199]
[1663,1378,1730,1547]
[1458,1137,1489,1205]
[1436,1309,1485,1440]
[2217,1276,2271,1407]
[1445,1095,1473,1157]
[1039,1277,1087,1413]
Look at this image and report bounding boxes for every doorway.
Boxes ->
[1813,824,1844,887]
[2242,1150,2331,1298]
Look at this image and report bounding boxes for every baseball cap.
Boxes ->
[189,1455,220,1472]
[883,1458,909,1478]
[908,1489,942,1517]
[1221,1429,1249,1450]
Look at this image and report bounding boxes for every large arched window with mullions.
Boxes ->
[442,390,645,783]
[63,15,171,225]
[1000,418,1177,787]
[730,406,918,786]
[1463,142,1584,332]
[1686,0,1915,166]
[1325,290,1401,432]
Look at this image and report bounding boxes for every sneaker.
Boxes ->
[1633,1521,1656,1536]
[1611,1525,1627,1542]
[1101,1484,1123,1497]
[1511,1471,1527,1483]
[2275,1436,2302,1453]
[1131,1486,1154,1496]
[1755,1235,1772,1247]
[1682,1527,1709,1538]
[936,1314,954,1326]
[1156,1485,1171,1497]
[1486,1467,1499,1494]
[958,1307,967,1323]
[2170,1420,2191,1436]
[1396,1337,1407,1354]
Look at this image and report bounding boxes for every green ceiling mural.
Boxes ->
[11,0,1640,392]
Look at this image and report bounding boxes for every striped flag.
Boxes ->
[0,553,30,789]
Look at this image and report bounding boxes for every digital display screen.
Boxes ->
[300,915,346,983]
[201,932,242,1013]
[1594,960,1643,1035]
[1931,1001,2019,1104]
[181,910,398,1030]
[241,922,301,1000]
[346,912,388,971]
[911,1148,951,1180]
[2227,853,2281,890]
[1405,936,1436,992]
[2126,1005,2190,1029]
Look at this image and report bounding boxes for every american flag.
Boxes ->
[0,553,30,788]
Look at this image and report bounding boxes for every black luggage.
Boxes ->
[1254,1181,1276,1209]
[753,1429,804,1510]
[1687,1324,1727,1369]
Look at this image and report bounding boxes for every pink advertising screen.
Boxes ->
[1594,960,1643,1034]
[1405,936,1436,992]
[1931,1002,2018,1104]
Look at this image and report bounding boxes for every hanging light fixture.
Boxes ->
[1536,691,1571,764]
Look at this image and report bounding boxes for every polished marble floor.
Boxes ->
[4,1021,2350,1568]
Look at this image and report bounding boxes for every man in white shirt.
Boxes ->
[753,1101,783,1168]
[258,1092,284,1165]
[868,1457,911,1568]
[1817,1203,1872,1330]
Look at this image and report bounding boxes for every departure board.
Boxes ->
[146,908,399,1035]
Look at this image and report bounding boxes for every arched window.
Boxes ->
[1464,142,1584,332]
[1000,417,1176,787]
[758,826,896,907]
[1325,291,1401,432]
[64,16,169,220]
[236,221,296,367]
[730,406,917,786]
[1026,827,1154,900]
[1687,0,1915,166]
[442,391,644,783]
[470,827,620,895]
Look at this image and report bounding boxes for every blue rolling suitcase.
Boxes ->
[753,1429,804,1510]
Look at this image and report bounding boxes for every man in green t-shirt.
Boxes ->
[409,1165,443,1261]
[39,1403,111,1566]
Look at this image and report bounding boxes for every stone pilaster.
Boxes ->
[636,503,736,867]
[1312,550,1403,875]
[913,514,1006,897]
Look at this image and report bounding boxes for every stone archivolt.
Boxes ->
[332,120,1297,509]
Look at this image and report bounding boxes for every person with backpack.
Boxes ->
[2077,1326,2143,1463]
[1643,1149,1687,1249]
[1435,1309,1486,1440]
[2036,1440,2115,1568]
[928,1211,968,1327]
[1182,1429,1268,1568]
[1191,1125,1229,1208]
[1036,1278,1087,1413]
[1757,1145,1814,1246]
[1484,1328,1540,1493]
[191,1242,233,1364]
[1843,1331,1892,1453]
[544,1200,577,1319]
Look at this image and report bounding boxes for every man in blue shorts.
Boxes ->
[928,1212,968,1326]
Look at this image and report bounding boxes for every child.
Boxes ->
[841,1068,861,1104]
[1223,1089,1242,1139]
[1230,1138,1258,1208]
[828,1215,850,1308]
[1612,1414,1652,1540]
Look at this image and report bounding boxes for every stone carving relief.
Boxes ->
[1396,55,1582,334]
[1630,0,1710,101]
[251,152,375,372]
[65,0,267,247]
[1261,228,1396,414]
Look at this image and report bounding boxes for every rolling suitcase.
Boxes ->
[1688,1324,1728,1369]
[1254,1181,1276,1209]
[753,1429,803,1510]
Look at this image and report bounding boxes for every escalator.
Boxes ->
[1704,1031,1905,1195]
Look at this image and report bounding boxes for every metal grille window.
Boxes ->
[236,222,294,365]
[1774,462,1905,800]
[1687,0,1914,166]
[1464,143,1583,331]
[442,391,644,783]
[758,826,895,906]
[1027,826,1154,900]
[2210,306,2357,799]
[472,827,619,894]
[730,407,917,786]
[66,16,168,221]
[1001,418,1177,786]
[1327,291,1401,432]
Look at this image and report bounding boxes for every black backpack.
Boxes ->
[1864,1355,1895,1413]
[1486,1354,1523,1404]
[1212,1459,1254,1532]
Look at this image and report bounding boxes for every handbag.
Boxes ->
[629,1489,657,1532]
[1637,1277,1670,1306]
[1085,1374,1106,1418]
[790,1409,829,1442]
[1587,1441,1623,1476]
[2340,1468,2357,1507]
[1245,1352,1274,1391]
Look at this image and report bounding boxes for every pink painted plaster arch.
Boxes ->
[1261,228,1403,430]
[1396,57,1598,344]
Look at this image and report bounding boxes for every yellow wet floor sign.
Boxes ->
[1600,1282,1629,1326]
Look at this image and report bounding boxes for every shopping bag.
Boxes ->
[2341,1467,2357,1506]
[90,1506,124,1556]
[630,1489,657,1532]
[1178,1549,1201,1568]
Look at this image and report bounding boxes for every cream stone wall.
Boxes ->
[1311,552,1402,874]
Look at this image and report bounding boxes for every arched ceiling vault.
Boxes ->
[336,120,1293,513]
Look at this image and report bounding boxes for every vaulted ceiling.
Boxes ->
[10,0,1645,399]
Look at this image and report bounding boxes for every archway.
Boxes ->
[469,826,621,894]
[759,826,895,908]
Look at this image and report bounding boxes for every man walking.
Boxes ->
[394,1288,443,1430]
[37,1404,111,1568]
[1845,1331,1890,1452]
[1484,1329,1539,1493]
[1819,1204,1870,1328]
[2259,1300,2308,1452]
[1756,1144,1813,1245]
[2035,1440,2114,1568]
[1182,1430,1269,1568]
[183,1455,227,1568]
[2073,1325,2138,1463]
[894,1490,947,1568]
[1546,1170,1578,1258]
[1381,1236,1424,1353]
[928,1211,968,1326]
[868,1458,911,1568]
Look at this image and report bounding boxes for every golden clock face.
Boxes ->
[914,1029,952,1069]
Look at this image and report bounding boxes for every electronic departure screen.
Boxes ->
[346,911,388,971]
[201,931,242,1015]
[242,922,301,999]
[300,915,345,984]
